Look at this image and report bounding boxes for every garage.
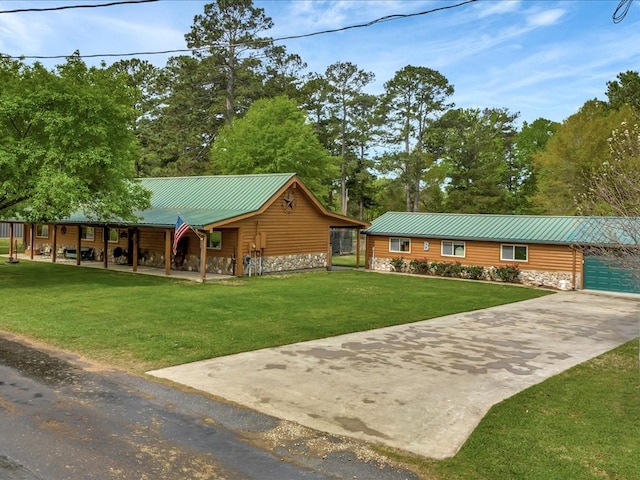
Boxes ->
[583,254,640,294]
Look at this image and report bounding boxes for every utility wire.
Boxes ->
[613,0,634,23]
[0,0,479,61]
[0,0,159,14]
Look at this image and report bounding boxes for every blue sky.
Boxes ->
[1,0,639,125]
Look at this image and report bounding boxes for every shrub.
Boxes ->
[449,262,465,278]
[409,258,429,274]
[390,257,406,272]
[493,264,521,283]
[431,261,454,277]
[463,265,485,280]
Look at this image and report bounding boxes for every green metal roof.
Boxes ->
[64,173,296,228]
[363,212,638,245]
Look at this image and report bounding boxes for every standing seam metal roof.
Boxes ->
[363,212,634,245]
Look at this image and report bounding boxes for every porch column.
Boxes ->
[8,223,14,261]
[102,227,109,269]
[200,231,207,282]
[52,225,57,263]
[236,227,244,277]
[164,229,171,276]
[76,226,82,266]
[356,228,361,269]
[29,224,35,259]
[131,228,137,272]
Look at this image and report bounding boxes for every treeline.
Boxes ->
[4,0,640,223]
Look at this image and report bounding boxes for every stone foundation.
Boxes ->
[245,253,327,275]
[369,257,579,290]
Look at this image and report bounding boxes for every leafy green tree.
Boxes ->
[109,58,165,176]
[380,65,454,212]
[210,96,338,202]
[513,118,558,213]
[438,108,518,213]
[606,70,640,112]
[0,55,150,222]
[532,100,639,214]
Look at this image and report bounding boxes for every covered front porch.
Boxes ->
[7,253,233,283]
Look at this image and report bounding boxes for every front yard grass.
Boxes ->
[0,259,548,372]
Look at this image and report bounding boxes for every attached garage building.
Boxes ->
[364,212,639,294]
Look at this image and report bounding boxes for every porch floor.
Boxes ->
[7,253,234,283]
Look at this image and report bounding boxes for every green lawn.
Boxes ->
[0,259,547,372]
[1,258,637,479]
[331,253,365,267]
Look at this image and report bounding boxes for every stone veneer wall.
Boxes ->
[369,257,579,291]
[245,253,327,275]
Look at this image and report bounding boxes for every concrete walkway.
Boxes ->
[148,291,639,458]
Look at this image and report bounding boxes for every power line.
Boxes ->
[0,0,479,61]
[613,0,634,23]
[0,0,159,15]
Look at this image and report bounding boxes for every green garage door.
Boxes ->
[583,255,640,294]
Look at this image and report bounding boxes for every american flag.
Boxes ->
[172,216,190,256]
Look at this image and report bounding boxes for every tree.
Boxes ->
[512,118,558,213]
[380,65,454,212]
[109,58,165,176]
[438,108,519,213]
[606,70,640,112]
[323,62,375,215]
[532,100,639,214]
[210,96,338,202]
[0,55,150,222]
[185,0,273,124]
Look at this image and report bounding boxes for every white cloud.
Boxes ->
[526,8,566,27]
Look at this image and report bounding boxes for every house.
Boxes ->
[11,173,368,280]
[364,212,640,294]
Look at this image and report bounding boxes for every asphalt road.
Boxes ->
[0,335,419,480]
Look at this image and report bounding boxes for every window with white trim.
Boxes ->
[501,244,528,261]
[36,224,49,238]
[389,237,411,253]
[207,231,222,250]
[442,240,465,257]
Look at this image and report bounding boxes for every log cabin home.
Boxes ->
[364,212,640,294]
[7,173,368,280]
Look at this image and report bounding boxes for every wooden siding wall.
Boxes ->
[366,235,582,272]
[26,225,128,251]
[228,188,331,258]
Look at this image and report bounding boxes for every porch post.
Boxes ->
[164,229,171,276]
[76,225,82,266]
[29,224,35,259]
[200,231,207,282]
[52,225,57,263]
[132,228,139,272]
[236,227,244,277]
[8,223,14,260]
[103,227,109,269]
[356,228,361,269]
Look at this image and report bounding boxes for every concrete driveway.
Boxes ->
[148,291,639,459]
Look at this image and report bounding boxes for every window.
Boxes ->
[442,240,465,257]
[207,231,222,249]
[389,237,411,253]
[501,244,528,261]
[108,228,119,243]
[81,227,94,241]
[36,224,49,238]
